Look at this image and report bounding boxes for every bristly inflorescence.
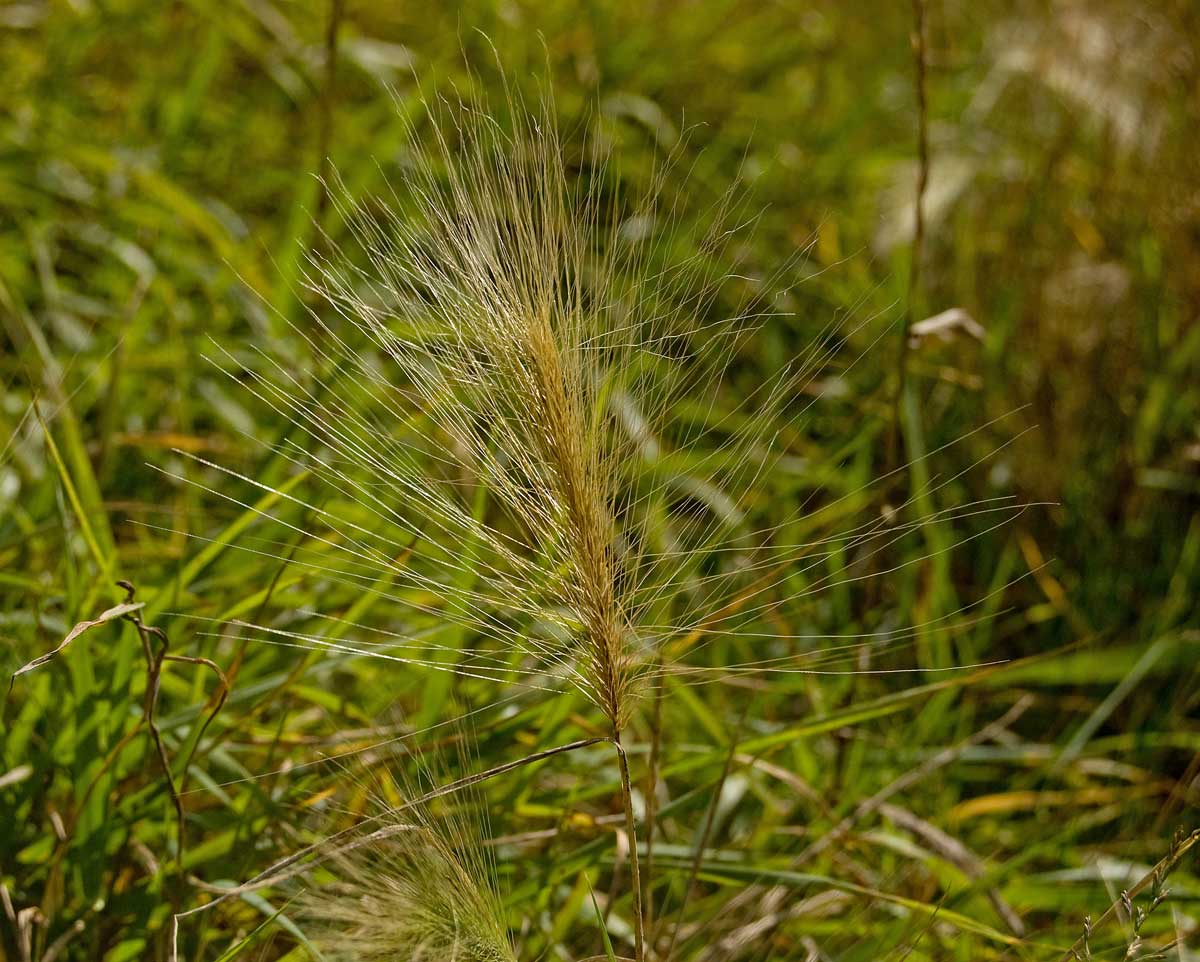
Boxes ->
[186,83,1027,740]
[301,781,515,962]
[181,77,1032,743]
[314,90,660,732]
[198,85,767,735]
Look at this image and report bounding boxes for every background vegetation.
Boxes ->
[2,1,1198,960]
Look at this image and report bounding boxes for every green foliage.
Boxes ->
[2,2,1198,961]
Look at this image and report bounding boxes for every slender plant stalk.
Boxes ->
[315,0,344,226]
[644,658,665,934]
[890,0,930,469]
[613,736,645,962]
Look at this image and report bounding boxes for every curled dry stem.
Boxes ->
[116,580,231,883]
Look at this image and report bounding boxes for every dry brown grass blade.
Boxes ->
[879,802,1024,936]
[711,696,1034,953]
[9,600,142,681]
[793,694,1033,867]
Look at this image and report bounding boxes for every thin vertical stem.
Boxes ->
[890,0,930,469]
[613,735,645,962]
[644,659,665,934]
[316,0,345,225]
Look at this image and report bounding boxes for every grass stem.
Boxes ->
[613,735,645,962]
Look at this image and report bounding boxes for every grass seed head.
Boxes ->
[304,88,733,732]
[301,769,514,962]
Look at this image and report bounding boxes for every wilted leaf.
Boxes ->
[11,601,142,678]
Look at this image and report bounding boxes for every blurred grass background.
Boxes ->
[1,2,1198,960]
